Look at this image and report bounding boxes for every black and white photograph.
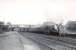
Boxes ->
[0,0,76,50]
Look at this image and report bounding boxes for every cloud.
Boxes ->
[0,0,76,24]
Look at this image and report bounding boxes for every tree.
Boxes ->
[0,21,4,33]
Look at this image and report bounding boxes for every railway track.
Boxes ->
[25,32,76,45]
[20,32,76,50]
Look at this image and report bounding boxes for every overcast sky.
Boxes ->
[0,0,76,25]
